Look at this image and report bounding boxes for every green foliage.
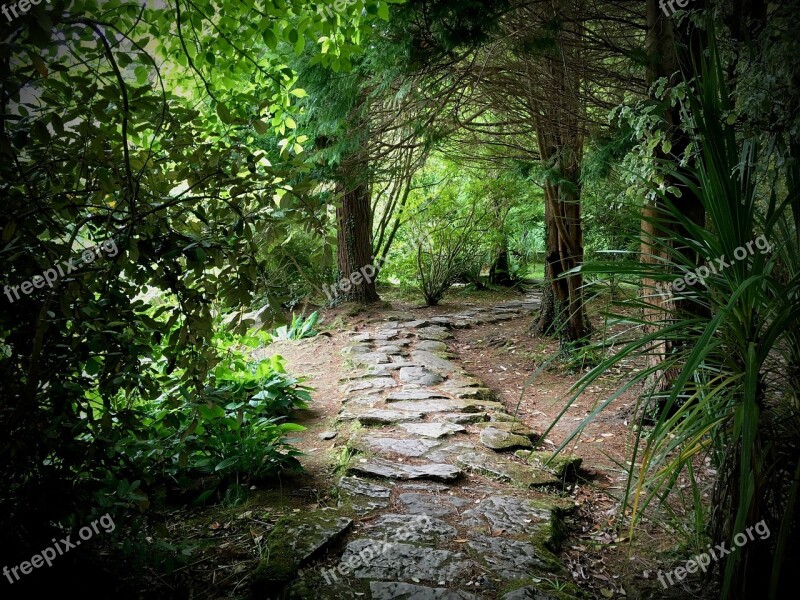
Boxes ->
[0,0,392,549]
[105,352,310,507]
[540,33,799,599]
[270,311,320,341]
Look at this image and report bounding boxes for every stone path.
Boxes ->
[253,297,583,600]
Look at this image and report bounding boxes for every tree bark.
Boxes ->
[335,170,380,303]
[489,243,513,286]
[529,0,591,347]
[642,0,706,389]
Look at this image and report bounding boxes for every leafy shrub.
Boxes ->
[269,311,320,341]
[107,353,310,506]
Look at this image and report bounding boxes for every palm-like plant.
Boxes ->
[540,33,799,599]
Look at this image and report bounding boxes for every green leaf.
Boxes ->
[216,103,233,124]
[263,28,278,49]
[377,2,390,20]
[215,456,241,471]
[290,88,308,98]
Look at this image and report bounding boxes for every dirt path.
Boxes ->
[255,295,586,599]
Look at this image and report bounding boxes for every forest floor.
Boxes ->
[120,284,717,600]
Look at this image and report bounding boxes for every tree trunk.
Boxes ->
[335,172,380,303]
[489,243,513,286]
[642,0,706,389]
[529,0,591,347]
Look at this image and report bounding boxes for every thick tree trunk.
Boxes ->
[529,0,590,347]
[489,243,513,286]
[335,172,380,303]
[642,0,706,389]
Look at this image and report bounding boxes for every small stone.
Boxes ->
[319,431,337,440]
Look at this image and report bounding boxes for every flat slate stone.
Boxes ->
[348,458,462,482]
[375,329,400,340]
[466,535,553,580]
[423,442,479,463]
[416,340,449,353]
[370,582,478,600]
[319,431,337,440]
[379,344,404,355]
[344,344,372,355]
[344,380,374,393]
[501,587,561,600]
[375,338,410,347]
[514,451,583,479]
[400,422,466,438]
[410,350,458,375]
[462,497,551,538]
[476,421,535,437]
[352,436,440,458]
[343,395,382,408]
[439,412,489,424]
[442,374,483,389]
[456,452,559,488]
[337,476,391,515]
[345,409,425,425]
[370,361,420,371]
[415,326,454,341]
[399,366,445,386]
[399,493,473,518]
[444,387,495,400]
[365,514,457,544]
[480,427,533,451]
[386,390,450,402]
[349,333,373,343]
[390,399,503,414]
[339,540,471,582]
[252,511,352,588]
[352,352,391,365]
[405,319,432,328]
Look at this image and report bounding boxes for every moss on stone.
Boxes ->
[515,450,583,479]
